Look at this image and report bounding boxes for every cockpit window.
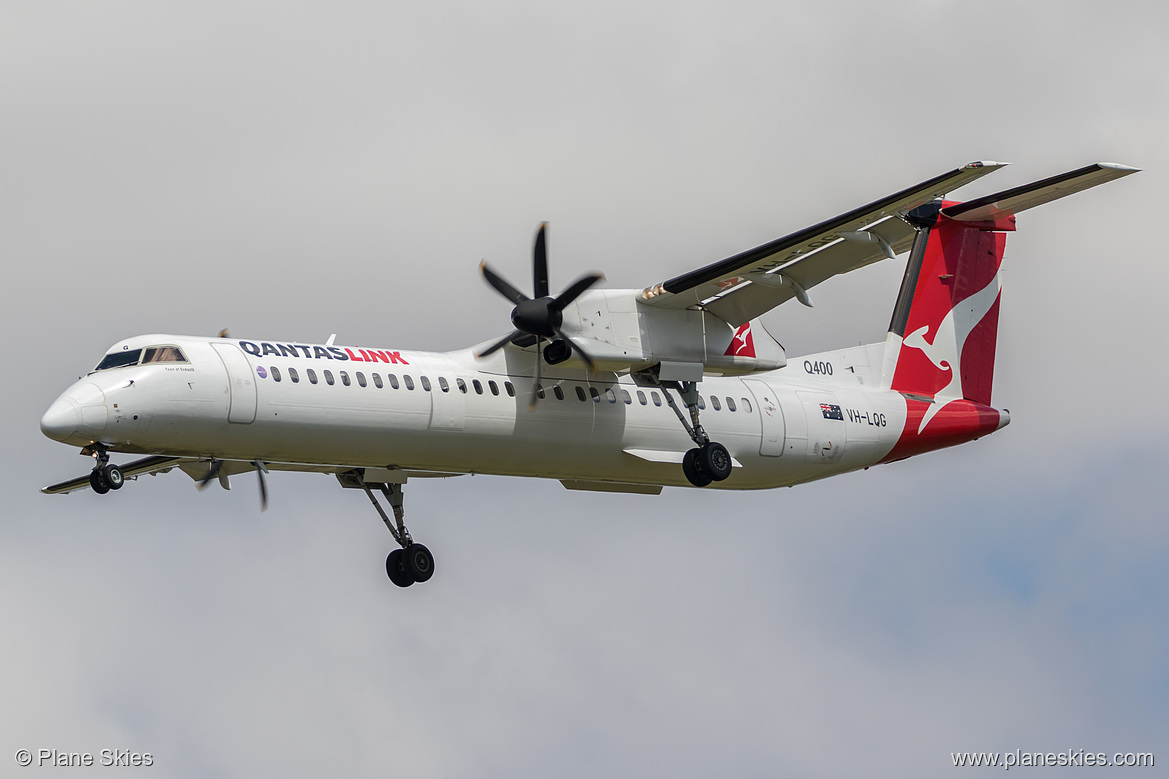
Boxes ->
[93,345,188,372]
[141,346,187,364]
[94,349,142,371]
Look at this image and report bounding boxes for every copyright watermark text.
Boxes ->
[14,749,153,768]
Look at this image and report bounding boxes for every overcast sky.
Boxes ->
[2,1,1166,776]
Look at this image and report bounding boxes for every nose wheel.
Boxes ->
[86,445,124,494]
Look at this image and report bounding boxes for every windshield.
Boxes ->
[94,349,142,371]
[92,345,188,372]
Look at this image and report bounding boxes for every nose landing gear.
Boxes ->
[84,444,124,494]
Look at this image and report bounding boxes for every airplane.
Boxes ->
[40,161,1138,588]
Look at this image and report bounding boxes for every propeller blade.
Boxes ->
[197,459,222,490]
[254,460,269,512]
[480,261,529,306]
[553,328,597,375]
[476,329,524,359]
[550,272,604,312]
[528,336,542,412]
[533,222,549,300]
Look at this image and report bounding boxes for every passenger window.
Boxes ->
[404,375,415,390]
[421,376,431,391]
[536,384,545,399]
[356,372,367,387]
[488,381,499,396]
[307,369,318,385]
[727,397,737,412]
[637,390,647,405]
[473,379,483,395]
[741,397,752,413]
[289,367,300,383]
[697,395,706,410]
[651,391,662,407]
[388,374,399,389]
[438,377,449,393]
[456,378,468,394]
[553,386,564,400]
[575,386,586,402]
[373,373,383,389]
[590,387,600,403]
[604,388,616,403]
[711,396,721,410]
[504,382,515,397]
[324,370,335,386]
[271,366,281,382]
[341,371,351,387]
[621,389,631,404]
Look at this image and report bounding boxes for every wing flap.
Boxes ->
[703,215,917,326]
[641,161,1008,311]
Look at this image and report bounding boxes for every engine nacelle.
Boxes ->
[560,289,785,376]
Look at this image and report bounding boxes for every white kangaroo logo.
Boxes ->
[902,271,1002,433]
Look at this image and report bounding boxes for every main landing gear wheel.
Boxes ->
[89,469,110,494]
[103,463,125,490]
[698,441,732,482]
[385,544,435,587]
[358,480,436,589]
[386,549,415,588]
[403,543,435,583]
[682,449,712,488]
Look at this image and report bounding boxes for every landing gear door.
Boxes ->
[211,342,257,424]
[743,379,785,457]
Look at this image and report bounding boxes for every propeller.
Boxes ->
[476,223,604,409]
[197,458,269,511]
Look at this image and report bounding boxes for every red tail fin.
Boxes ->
[887,202,1007,406]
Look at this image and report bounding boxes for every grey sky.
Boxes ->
[2,1,1166,776]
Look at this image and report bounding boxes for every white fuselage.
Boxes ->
[41,334,939,491]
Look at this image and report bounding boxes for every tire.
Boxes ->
[699,442,732,481]
[103,464,125,490]
[682,448,712,488]
[403,543,435,583]
[386,549,415,588]
[89,469,110,495]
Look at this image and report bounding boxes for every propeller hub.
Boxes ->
[511,298,561,338]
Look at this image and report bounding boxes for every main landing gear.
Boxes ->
[350,477,435,589]
[84,444,124,494]
[651,378,732,488]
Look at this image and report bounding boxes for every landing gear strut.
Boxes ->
[84,444,124,494]
[646,375,732,487]
[357,479,435,588]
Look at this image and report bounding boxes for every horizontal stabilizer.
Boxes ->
[943,163,1139,222]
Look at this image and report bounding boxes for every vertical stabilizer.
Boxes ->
[884,202,1007,407]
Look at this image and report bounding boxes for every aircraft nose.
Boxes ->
[41,395,80,442]
[41,382,107,442]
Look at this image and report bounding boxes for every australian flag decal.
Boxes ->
[820,403,844,420]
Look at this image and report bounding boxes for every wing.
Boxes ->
[42,455,191,494]
[42,455,465,495]
[639,161,1009,326]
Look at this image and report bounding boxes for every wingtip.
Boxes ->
[1097,162,1141,173]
